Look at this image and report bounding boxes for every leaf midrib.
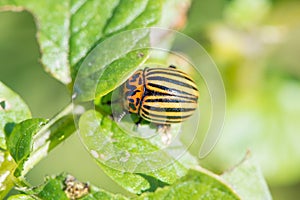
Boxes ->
[67,0,119,72]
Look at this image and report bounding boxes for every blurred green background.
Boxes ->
[1,0,300,199]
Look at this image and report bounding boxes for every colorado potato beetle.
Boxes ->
[123,65,199,125]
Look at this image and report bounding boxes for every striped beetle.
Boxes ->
[123,65,199,125]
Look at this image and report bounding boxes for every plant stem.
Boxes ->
[22,103,76,176]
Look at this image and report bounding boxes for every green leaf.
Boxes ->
[6,118,47,176]
[0,0,163,85]
[21,105,76,176]
[7,194,35,200]
[103,0,152,35]
[6,119,46,164]
[16,173,128,200]
[135,169,240,200]
[0,103,75,197]
[95,162,151,194]
[12,170,241,200]
[73,29,150,101]
[95,48,149,99]
[80,187,129,200]
[0,81,31,149]
[79,110,198,194]
[222,153,272,200]
[36,175,69,200]
[5,104,75,178]
[0,150,17,199]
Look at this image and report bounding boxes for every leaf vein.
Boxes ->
[71,0,89,16]
[117,0,150,32]
[70,13,98,38]
[101,0,122,35]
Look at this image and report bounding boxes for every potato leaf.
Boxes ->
[135,169,240,200]
[0,81,31,149]
[12,173,128,200]
[6,118,47,176]
[78,110,198,194]
[0,0,163,85]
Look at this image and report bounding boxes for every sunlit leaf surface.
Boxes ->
[0,0,162,84]
[0,82,31,149]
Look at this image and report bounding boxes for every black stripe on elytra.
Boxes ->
[140,113,182,123]
[147,76,198,91]
[146,67,188,76]
[144,90,198,102]
[143,105,196,112]
[144,98,194,103]
[142,109,192,119]
[146,71,194,83]
[147,83,197,99]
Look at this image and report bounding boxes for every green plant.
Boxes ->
[0,1,272,199]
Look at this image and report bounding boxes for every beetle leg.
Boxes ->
[115,110,127,122]
[135,117,143,126]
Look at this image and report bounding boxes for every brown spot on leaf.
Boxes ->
[137,52,144,58]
